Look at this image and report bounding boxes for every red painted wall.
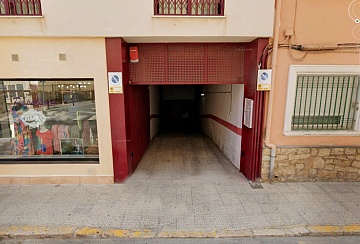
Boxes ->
[201,114,242,136]
[105,38,132,182]
[240,38,268,180]
[129,85,150,171]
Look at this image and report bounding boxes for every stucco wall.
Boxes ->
[0,37,113,182]
[0,0,274,42]
[200,84,244,169]
[269,0,360,147]
[261,0,360,182]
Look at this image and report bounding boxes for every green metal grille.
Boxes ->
[292,75,359,130]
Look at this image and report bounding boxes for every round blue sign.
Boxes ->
[111,74,120,84]
[260,72,269,81]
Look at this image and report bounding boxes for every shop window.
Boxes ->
[154,0,224,16]
[0,0,42,16]
[284,65,360,135]
[8,84,16,99]
[0,80,98,162]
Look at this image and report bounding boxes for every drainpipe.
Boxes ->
[265,0,282,180]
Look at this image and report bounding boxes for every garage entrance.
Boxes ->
[128,42,246,175]
[105,38,268,182]
[146,84,244,171]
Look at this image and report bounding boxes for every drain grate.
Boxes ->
[249,181,263,189]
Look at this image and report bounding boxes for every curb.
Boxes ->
[1,225,360,239]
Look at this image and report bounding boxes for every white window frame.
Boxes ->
[284,65,360,136]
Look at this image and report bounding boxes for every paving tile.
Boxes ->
[241,203,263,214]
[1,135,360,234]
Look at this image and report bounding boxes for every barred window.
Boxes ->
[154,0,224,16]
[0,0,41,16]
[292,75,359,130]
[284,65,360,135]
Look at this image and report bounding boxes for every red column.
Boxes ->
[105,38,131,182]
[240,38,268,181]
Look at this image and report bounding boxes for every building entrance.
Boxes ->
[105,39,268,182]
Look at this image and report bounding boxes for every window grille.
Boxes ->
[292,75,359,131]
[0,0,41,16]
[154,0,224,16]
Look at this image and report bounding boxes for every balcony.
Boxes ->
[0,0,41,16]
[154,0,225,16]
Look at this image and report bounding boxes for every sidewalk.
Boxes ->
[1,135,360,239]
[0,180,360,237]
[1,181,360,239]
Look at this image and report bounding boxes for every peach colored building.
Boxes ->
[262,0,360,182]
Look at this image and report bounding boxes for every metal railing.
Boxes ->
[154,0,224,16]
[0,0,41,16]
[292,75,359,130]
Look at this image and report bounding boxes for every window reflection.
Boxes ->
[0,80,98,159]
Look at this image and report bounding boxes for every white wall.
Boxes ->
[149,85,160,140]
[0,37,113,178]
[0,0,274,42]
[200,84,244,169]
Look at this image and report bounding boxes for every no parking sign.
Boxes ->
[108,72,123,94]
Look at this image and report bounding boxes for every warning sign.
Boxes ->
[257,69,272,91]
[108,72,123,94]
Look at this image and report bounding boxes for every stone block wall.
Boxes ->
[261,147,360,182]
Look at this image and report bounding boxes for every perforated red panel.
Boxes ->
[207,44,244,83]
[130,44,166,83]
[168,44,205,83]
[129,43,245,85]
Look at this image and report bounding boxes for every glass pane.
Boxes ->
[28,1,34,14]
[0,80,98,160]
[0,2,5,15]
[22,2,28,14]
[16,2,21,14]
[34,2,40,14]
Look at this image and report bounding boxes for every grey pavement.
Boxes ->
[0,134,360,234]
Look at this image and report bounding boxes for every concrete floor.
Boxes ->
[128,133,247,183]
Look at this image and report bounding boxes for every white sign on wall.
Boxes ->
[257,69,272,91]
[108,72,123,94]
[244,98,253,128]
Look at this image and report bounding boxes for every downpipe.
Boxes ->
[265,0,282,180]
[265,142,276,179]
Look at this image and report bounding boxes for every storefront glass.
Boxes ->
[0,80,98,162]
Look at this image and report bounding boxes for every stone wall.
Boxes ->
[261,147,360,182]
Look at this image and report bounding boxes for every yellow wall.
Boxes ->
[270,0,360,146]
[0,37,114,179]
[0,0,274,42]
